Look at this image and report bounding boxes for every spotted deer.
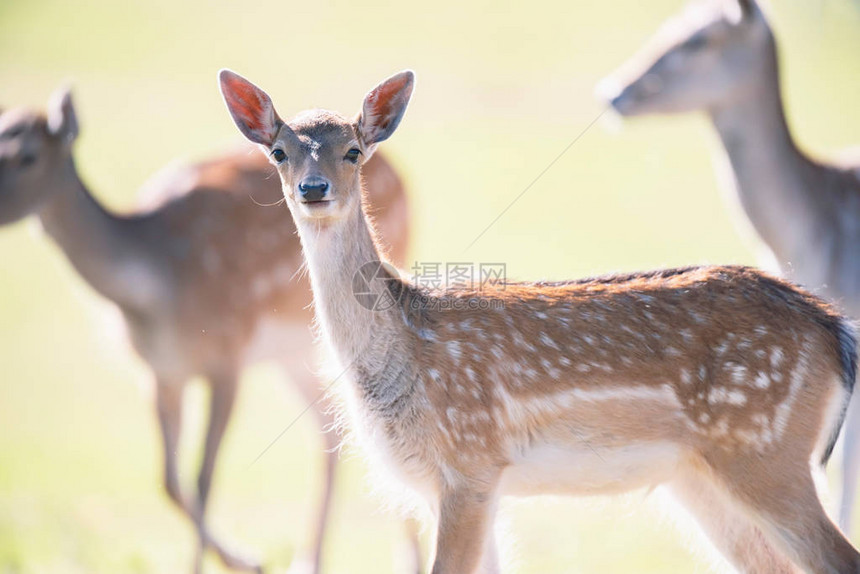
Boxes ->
[0,90,411,573]
[597,0,860,533]
[221,67,860,573]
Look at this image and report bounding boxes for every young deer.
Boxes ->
[221,68,860,573]
[0,90,410,573]
[598,0,860,533]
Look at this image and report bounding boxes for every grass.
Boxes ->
[1,0,859,572]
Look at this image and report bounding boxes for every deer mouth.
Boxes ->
[299,197,334,206]
[298,198,338,216]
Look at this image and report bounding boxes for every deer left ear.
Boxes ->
[219,69,283,146]
[357,70,414,156]
[47,87,79,143]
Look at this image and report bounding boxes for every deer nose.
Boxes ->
[298,177,330,202]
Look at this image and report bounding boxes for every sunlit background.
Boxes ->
[2,0,860,572]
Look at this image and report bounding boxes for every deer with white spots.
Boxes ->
[221,68,860,573]
[0,91,410,573]
[598,0,860,534]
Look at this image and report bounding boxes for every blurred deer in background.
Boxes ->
[0,90,410,573]
[222,67,860,574]
[599,0,860,533]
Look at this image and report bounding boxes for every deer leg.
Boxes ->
[669,468,799,573]
[717,458,860,574]
[197,370,238,516]
[194,369,263,573]
[430,478,499,574]
[282,357,338,574]
[155,380,192,515]
[840,393,860,535]
[478,525,500,574]
[400,518,424,574]
[155,380,208,574]
[301,403,339,574]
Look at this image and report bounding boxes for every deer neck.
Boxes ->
[36,157,159,310]
[294,193,406,372]
[708,52,818,268]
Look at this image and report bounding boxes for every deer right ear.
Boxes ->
[357,70,414,153]
[47,87,79,144]
[219,69,282,146]
[729,0,762,24]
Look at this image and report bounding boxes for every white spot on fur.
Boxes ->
[447,340,462,363]
[772,340,811,439]
[466,367,476,383]
[571,384,680,407]
[512,331,537,353]
[446,407,458,423]
[308,138,321,161]
[729,364,747,385]
[689,311,706,324]
[770,347,784,368]
[539,332,560,350]
[711,418,729,437]
[708,387,747,406]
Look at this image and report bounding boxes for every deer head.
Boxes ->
[598,0,775,116]
[0,87,79,225]
[219,69,413,227]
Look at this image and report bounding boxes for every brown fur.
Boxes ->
[0,93,410,573]
[600,0,860,532]
[220,69,860,574]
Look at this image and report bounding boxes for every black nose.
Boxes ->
[298,177,330,202]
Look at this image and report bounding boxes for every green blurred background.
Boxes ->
[1,0,859,572]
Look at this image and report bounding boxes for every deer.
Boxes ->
[0,89,411,573]
[220,67,860,574]
[597,0,860,534]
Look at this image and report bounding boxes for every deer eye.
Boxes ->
[3,127,24,140]
[684,35,707,51]
[271,149,287,163]
[344,148,361,163]
[20,154,36,167]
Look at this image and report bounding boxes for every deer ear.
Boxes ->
[734,0,761,23]
[219,69,282,146]
[47,86,79,143]
[357,70,414,152]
